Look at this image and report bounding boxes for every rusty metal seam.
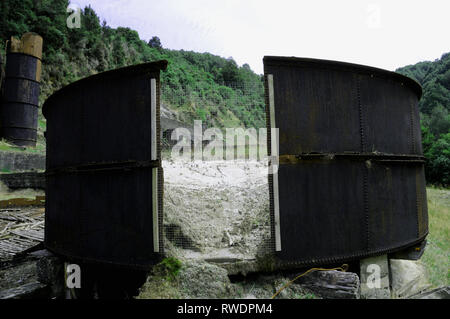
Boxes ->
[264,74,272,158]
[151,78,157,161]
[45,160,161,175]
[415,167,421,238]
[1,101,40,108]
[152,167,159,253]
[267,74,281,251]
[157,74,162,160]
[6,51,43,62]
[274,232,428,269]
[3,75,41,84]
[410,97,421,239]
[357,75,366,153]
[278,153,425,163]
[158,167,164,253]
[357,74,370,252]
[409,100,416,155]
[264,73,276,251]
[156,78,164,253]
[363,165,370,252]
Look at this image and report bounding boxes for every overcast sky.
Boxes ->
[70,0,450,74]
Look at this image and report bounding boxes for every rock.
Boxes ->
[212,259,259,276]
[35,251,65,298]
[0,260,39,291]
[176,260,237,299]
[294,270,360,299]
[0,249,64,299]
[409,286,450,299]
[0,281,48,299]
[137,259,237,299]
[389,259,431,298]
[360,255,391,299]
[160,103,178,121]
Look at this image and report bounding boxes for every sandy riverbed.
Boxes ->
[162,159,272,262]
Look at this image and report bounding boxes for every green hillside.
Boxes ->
[396,53,450,186]
[0,0,265,131]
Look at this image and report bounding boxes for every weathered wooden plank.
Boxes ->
[10,229,44,241]
[295,270,360,299]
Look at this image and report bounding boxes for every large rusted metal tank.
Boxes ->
[1,33,43,147]
[43,61,167,268]
[264,56,428,266]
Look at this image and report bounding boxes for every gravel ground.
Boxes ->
[162,159,272,262]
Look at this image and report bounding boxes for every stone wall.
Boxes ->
[0,172,45,190]
[0,151,45,172]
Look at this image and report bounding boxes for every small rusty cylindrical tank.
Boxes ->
[43,61,168,268]
[264,56,428,267]
[1,33,43,147]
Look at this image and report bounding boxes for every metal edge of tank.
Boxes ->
[42,60,168,118]
[263,56,422,100]
[272,233,429,270]
[44,244,163,270]
[43,61,167,169]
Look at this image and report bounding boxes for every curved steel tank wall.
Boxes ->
[264,56,428,266]
[1,33,43,147]
[43,61,167,268]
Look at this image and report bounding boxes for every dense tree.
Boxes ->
[0,0,265,132]
[397,53,450,115]
[424,133,450,186]
[148,36,162,49]
[397,53,450,186]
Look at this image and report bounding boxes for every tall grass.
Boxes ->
[422,187,449,288]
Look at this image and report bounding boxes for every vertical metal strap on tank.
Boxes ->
[152,167,159,252]
[151,78,157,161]
[151,77,159,252]
[268,74,281,252]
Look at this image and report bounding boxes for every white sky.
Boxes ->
[70,0,450,74]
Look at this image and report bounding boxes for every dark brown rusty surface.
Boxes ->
[264,56,428,266]
[43,61,167,168]
[264,56,423,155]
[43,61,167,268]
[1,53,41,146]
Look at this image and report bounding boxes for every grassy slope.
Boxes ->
[422,187,449,287]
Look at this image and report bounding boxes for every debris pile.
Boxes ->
[0,207,44,260]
